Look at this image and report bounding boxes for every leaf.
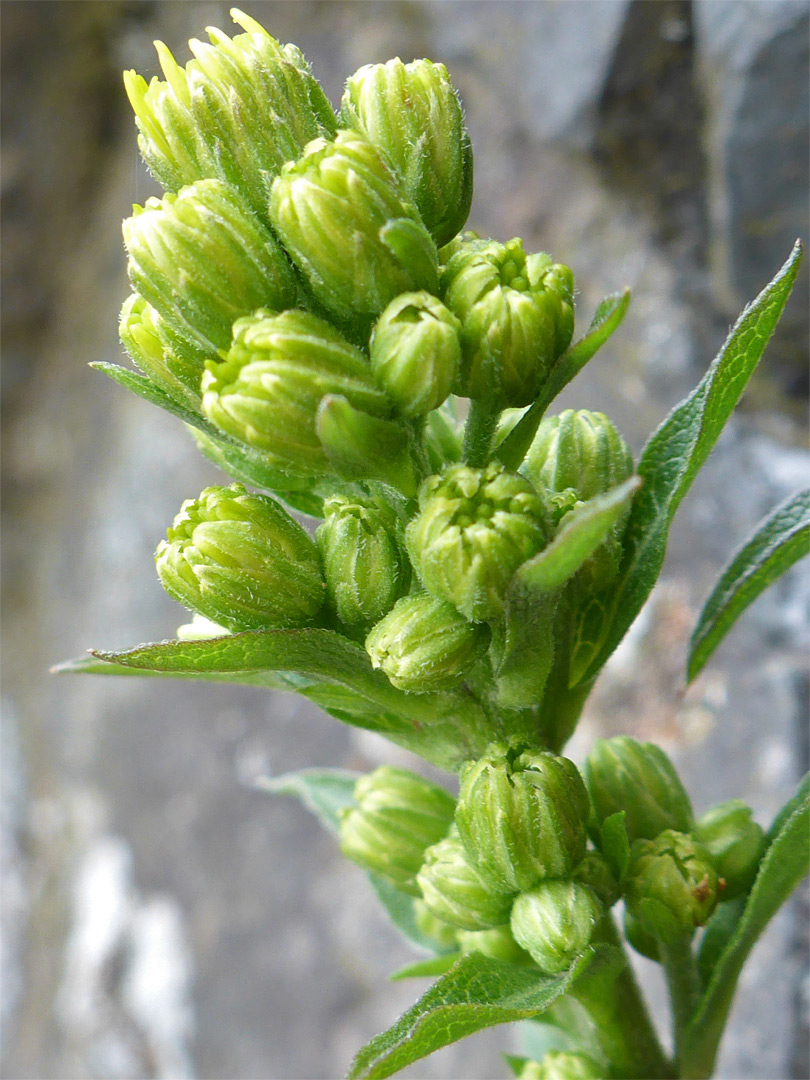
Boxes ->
[697,898,746,987]
[52,651,305,690]
[91,362,205,428]
[516,479,641,595]
[258,768,359,833]
[580,240,803,683]
[497,289,631,472]
[600,812,631,882]
[389,955,461,982]
[687,488,810,681]
[261,768,455,955]
[347,948,599,1079]
[680,772,810,1077]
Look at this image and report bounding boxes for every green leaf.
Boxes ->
[497,289,631,472]
[347,949,599,1079]
[504,1054,531,1077]
[697,898,746,987]
[581,240,803,683]
[600,812,631,882]
[687,489,810,681]
[261,768,455,955]
[389,954,461,982]
[680,772,810,1077]
[516,478,641,594]
[258,768,359,833]
[91,362,204,428]
[52,651,305,690]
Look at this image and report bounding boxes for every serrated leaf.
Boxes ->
[260,768,455,955]
[680,772,810,1077]
[389,954,461,982]
[347,949,599,1080]
[497,289,631,472]
[687,488,810,681]
[581,241,803,683]
[600,812,631,882]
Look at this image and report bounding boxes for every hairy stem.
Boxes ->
[462,400,499,467]
[660,936,702,1070]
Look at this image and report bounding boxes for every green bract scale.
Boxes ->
[417,829,514,931]
[201,309,389,478]
[119,293,203,406]
[442,237,574,408]
[154,483,324,632]
[584,736,694,844]
[316,495,407,630]
[518,1052,604,1080]
[123,179,297,357]
[625,830,719,944]
[510,881,603,974]
[269,129,439,323]
[407,463,548,622]
[365,593,489,692]
[694,799,765,898]
[123,10,336,218]
[369,292,461,417]
[340,57,473,247]
[455,744,590,893]
[338,766,455,896]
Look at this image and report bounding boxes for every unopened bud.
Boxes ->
[584,737,693,844]
[315,395,419,496]
[417,829,514,931]
[406,463,547,622]
[455,744,590,893]
[573,852,620,909]
[123,179,297,357]
[316,495,407,630]
[442,238,574,408]
[524,410,633,507]
[413,899,460,951]
[124,11,336,217]
[622,908,660,962]
[518,1052,604,1080]
[201,309,389,478]
[370,292,461,417]
[510,881,602,974]
[119,293,203,405]
[339,766,455,895]
[155,483,324,631]
[456,924,533,965]
[625,830,719,944]
[341,58,472,247]
[365,593,489,692]
[694,800,765,899]
[269,129,439,322]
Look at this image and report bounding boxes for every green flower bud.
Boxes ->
[316,495,407,630]
[622,907,660,962]
[584,737,694,844]
[201,309,389,478]
[269,129,439,322]
[413,899,460,952]
[123,11,336,217]
[119,293,204,405]
[625,830,719,944]
[518,1052,604,1080]
[340,58,473,247]
[315,395,419,496]
[694,800,765,898]
[417,830,514,931]
[370,292,461,417]
[524,409,634,508]
[339,766,455,895]
[442,237,574,408]
[155,483,324,631]
[365,593,489,692]
[456,924,533,966]
[510,881,603,974]
[455,745,590,893]
[406,463,548,622]
[573,852,620,908]
[123,179,297,357]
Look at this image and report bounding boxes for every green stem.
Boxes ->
[462,400,499,467]
[660,936,702,1070]
[572,915,674,1078]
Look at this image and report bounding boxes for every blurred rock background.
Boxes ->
[1,2,807,1077]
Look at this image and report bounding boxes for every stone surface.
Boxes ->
[2,2,807,1079]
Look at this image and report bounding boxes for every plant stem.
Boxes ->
[572,914,674,1078]
[660,936,702,1070]
[462,400,499,467]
